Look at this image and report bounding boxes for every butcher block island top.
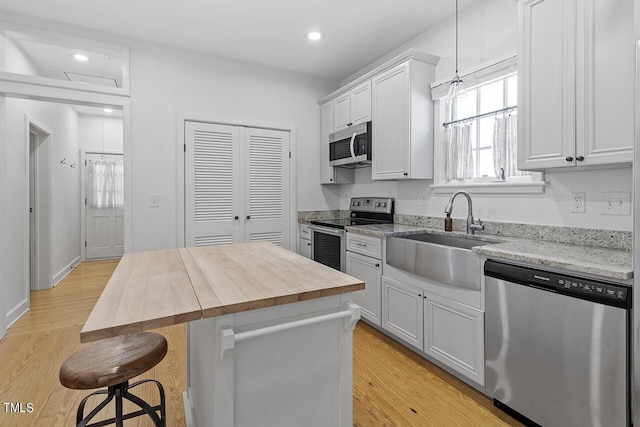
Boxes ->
[81,242,364,343]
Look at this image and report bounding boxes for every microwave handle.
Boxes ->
[349,132,357,159]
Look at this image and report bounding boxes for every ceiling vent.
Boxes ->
[64,71,119,88]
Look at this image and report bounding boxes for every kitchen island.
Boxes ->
[81,242,364,427]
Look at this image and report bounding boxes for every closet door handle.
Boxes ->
[576,156,585,161]
[246,215,251,220]
[234,216,239,220]
[565,156,574,162]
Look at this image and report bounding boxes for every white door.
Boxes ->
[85,153,124,260]
[244,127,290,247]
[185,121,290,249]
[186,122,242,247]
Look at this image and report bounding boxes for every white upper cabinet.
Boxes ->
[350,81,372,125]
[518,0,633,170]
[320,101,354,184]
[372,59,436,180]
[333,80,372,132]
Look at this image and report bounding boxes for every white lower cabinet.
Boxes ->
[424,293,484,386]
[299,224,311,259]
[346,251,382,326]
[381,276,424,349]
[381,274,485,386]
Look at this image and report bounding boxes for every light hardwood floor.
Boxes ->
[0,259,519,426]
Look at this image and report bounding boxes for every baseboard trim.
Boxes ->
[183,389,195,427]
[52,256,81,288]
[6,298,29,329]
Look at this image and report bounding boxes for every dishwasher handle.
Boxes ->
[527,281,557,293]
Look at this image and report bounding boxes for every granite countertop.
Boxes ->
[343,223,632,281]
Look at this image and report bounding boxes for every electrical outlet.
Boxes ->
[601,191,631,216]
[571,192,585,213]
[417,192,428,206]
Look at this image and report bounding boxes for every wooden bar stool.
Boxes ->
[60,332,168,427]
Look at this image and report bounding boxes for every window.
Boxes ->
[445,73,520,180]
[430,55,544,194]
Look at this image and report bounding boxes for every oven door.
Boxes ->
[309,225,345,272]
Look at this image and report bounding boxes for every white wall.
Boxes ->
[0,94,6,340]
[4,98,81,309]
[1,31,82,328]
[129,41,338,251]
[78,114,123,152]
[337,0,633,231]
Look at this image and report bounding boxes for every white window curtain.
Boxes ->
[444,123,474,181]
[88,159,124,208]
[492,114,529,179]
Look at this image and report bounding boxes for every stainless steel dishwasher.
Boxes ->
[484,260,631,427]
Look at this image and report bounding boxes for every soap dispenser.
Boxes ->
[444,213,452,232]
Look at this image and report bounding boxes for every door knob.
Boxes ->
[246,215,251,220]
[234,216,239,220]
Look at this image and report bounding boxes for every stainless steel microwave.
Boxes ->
[329,121,372,167]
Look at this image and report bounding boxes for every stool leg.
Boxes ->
[129,379,166,426]
[114,383,124,427]
[76,390,109,425]
[76,388,114,427]
[124,389,164,427]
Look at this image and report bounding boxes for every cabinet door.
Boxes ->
[350,81,371,126]
[382,276,423,349]
[346,251,382,326]
[576,0,633,166]
[424,293,484,386]
[320,102,336,184]
[300,238,311,258]
[320,102,353,184]
[518,0,577,170]
[333,92,351,131]
[372,62,411,179]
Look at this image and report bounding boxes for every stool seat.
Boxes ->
[60,331,168,390]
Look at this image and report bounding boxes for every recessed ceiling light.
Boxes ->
[103,108,113,113]
[307,32,322,41]
[73,53,89,62]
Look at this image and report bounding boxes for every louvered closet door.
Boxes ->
[243,127,290,248]
[185,122,242,247]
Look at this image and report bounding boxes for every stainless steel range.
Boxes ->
[308,197,394,271]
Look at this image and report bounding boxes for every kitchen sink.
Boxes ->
[386,233,495,291]
[397,233,495,250]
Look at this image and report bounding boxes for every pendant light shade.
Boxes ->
[446,73,467,100]
[445,0,467,101]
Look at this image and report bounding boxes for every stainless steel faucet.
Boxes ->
[444,190,485,234]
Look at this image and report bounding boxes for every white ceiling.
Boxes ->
[0,0,477,81]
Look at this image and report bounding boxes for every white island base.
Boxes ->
[183,294,361,427]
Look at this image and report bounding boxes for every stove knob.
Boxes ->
[375,202,381,207]
[382,202,387,208]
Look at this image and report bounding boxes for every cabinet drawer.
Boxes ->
[300,224,311,240]
[346,233,382,259]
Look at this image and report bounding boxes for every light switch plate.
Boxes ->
[601,191,631,216]
[148,194,160,208]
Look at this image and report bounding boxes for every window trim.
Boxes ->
[430,54,545,194]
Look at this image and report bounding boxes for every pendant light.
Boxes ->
[446,0,468,101]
